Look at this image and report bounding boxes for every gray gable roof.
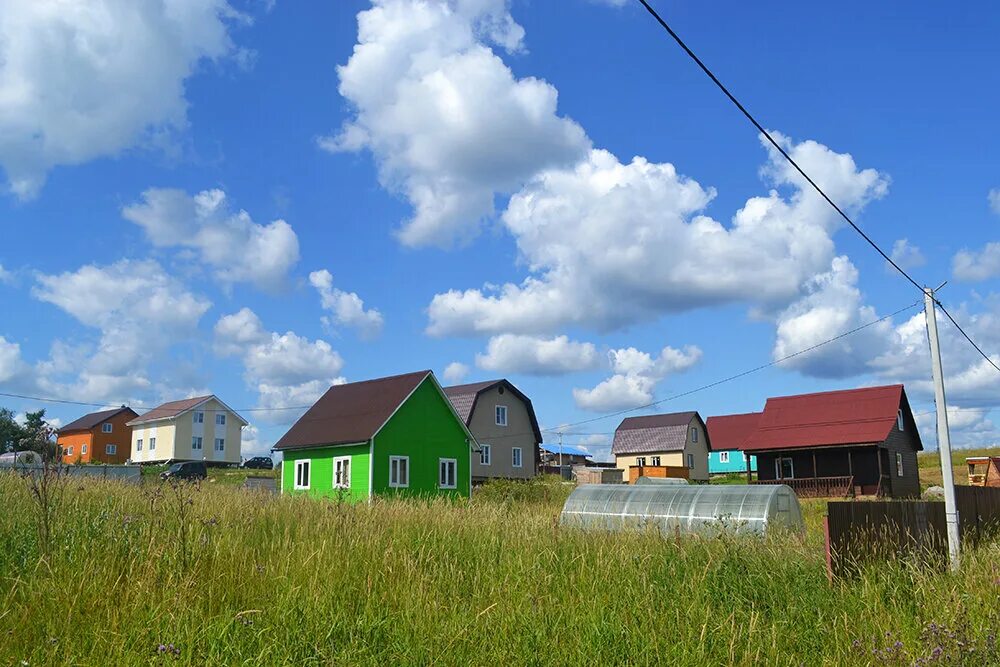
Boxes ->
[444,379,543,444]
[612,411,703,456]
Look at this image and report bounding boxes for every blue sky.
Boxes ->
[2,0,1000,460]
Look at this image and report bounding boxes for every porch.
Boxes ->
[746,445,893,498]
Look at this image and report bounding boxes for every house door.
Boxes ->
[775,457,795,480]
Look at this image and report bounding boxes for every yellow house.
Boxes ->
[612,412,710,482]
[126,395,247,466]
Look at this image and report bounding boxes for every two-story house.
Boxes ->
[127,395,247,466]
[612,411,711,483]
[56,406,138,465]
[445,379,542,482]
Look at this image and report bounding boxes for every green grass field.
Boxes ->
[1,473,998,666]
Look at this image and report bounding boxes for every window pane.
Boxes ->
[400,458,408,485]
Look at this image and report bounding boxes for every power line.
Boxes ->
[635,0,1000,377]
[936,302,1000,374]
[635,0,924,293]
[538,300,922,433]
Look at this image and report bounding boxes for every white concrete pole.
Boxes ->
[924,287,960,570]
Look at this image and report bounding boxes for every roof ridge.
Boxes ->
[766,384,902,403]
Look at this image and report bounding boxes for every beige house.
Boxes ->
[127,395,247,466]
[612,412,710,482]
[445,379,541,482]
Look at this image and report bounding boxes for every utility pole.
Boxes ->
[924,286,960,570]
[558,432,564,478]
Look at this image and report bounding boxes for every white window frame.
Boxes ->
[480,443,491,466]
[82,444,88,455]
[651,455,661,467]
[193,412,204,424]
[439,458,457,489]
[636,456,646,467]
[334,456,351,489]
[216,413,226,426]
[102,423,112,433]
[512,447,523,468]
[149,437,156,451]
[136,439,143,451]
[389,456,409,488]
[776,457,795,480]
[192,436,203,451]
[105,444,117,455]
[687,453,694,468]
[897,409,905,431]
[65,446,73,456]
[294,459,311,490]
[214,438,225,452]
[896,452,904,477]
[719,451,730,464]
[495,405,508,426]
[691,428,698,443]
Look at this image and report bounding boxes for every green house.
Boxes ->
[274,370,478,500]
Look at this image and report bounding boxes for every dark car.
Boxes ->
[242,456,273,470]
[160,461,208,481]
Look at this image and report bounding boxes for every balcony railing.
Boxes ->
[754,476,854,498]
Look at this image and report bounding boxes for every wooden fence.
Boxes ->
[825,485,1000,579]
[627,465,689,484]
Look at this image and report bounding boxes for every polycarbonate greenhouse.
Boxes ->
[634,476,688,485]
[559,484,804,537]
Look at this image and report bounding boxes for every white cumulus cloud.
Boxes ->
[475,334,599,375]
[573,344,701,412]
[30,259,211,403]
[123,188,300,292]
[214,308,345,422]
[889,238,925,271]
[324,0,589,247]
[428,135,888,336]
[308,269,383,339]
[442,361,470,384]
[0,0,247,199]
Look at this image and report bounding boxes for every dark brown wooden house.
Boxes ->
[743,384,922,498]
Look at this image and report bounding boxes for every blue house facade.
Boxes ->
[709,449,757,474]
[706,412,762,476]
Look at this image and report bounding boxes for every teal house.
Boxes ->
[706,412,760,475]
[274,370,478,500]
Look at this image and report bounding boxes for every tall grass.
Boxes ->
[0,474,997,666]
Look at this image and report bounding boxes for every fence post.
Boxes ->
[824,515,833,584]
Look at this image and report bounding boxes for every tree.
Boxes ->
[0,407,26,453]
[18,409,58,461]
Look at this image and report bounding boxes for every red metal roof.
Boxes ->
[705,412,762,452]
[744,384,911,452]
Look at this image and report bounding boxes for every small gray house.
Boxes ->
[445,379,542,482]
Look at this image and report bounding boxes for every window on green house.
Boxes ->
[390,456,409,488]
[512,447,522,468]
[334,456,351,488]
[439,458,457,489]
[294,459,311,489]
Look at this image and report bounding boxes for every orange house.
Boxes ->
[57,406,139,465]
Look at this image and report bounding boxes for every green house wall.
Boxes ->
[373,377,471,498]
[281,443,370,501]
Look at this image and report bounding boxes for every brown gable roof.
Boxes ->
[59,406,138,434]
[612,411,704,456]
[274,371,431,451]
[127,395,214,425]
[444,379,543,444]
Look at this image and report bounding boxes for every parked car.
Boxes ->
[160,460,207,481]
[242,456,273,470]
